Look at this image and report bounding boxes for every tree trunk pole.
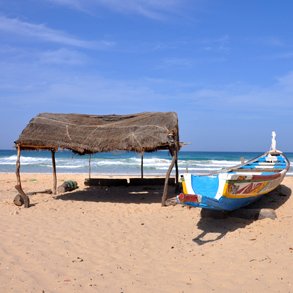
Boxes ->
[175,150,179,184]
[141,151,144,179]
[89,154,92,179]
[16,145,21,187]
[51,149,57,195]
[15,145,30,207]
[174,148,180,192]
[162,151,177,206]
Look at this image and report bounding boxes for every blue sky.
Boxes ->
[0,0,292,151]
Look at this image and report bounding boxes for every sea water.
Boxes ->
[0,149,292,175]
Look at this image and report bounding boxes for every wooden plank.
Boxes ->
[84,178,175,187]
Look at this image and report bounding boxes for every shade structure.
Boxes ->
[15,112,180,207]
[15,112,179,154]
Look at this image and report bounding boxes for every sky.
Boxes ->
[0,0,292,151]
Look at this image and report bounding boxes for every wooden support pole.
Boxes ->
[15,145,30,208]
[175,152,179,184]
[162,152,177,206]
[141,151,144,179]
[16,145,21,187]
[174,149,180,192]
[51,149,57,195]
[89,154,92,179]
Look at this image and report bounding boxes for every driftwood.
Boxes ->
[14,185,30,208]
[26,189,52,196]
[57,180,78,193]
[13,189,52,207]
[13,194,24,206]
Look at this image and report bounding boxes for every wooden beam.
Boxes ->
[51,149,57,195]
[15,145,30,208]
[19,145,58,151]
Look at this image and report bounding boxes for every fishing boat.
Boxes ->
[176,132,290,211]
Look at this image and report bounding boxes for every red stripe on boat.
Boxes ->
[251,173,281,181]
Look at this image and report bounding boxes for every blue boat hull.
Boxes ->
[176,150,290,211]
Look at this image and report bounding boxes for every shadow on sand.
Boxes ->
[55,185,177,205]
[192,184,291,245]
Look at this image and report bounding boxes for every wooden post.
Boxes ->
[15,145,30,208]
[89,154,92,179]
[162,151,177,206]
[174,148,180,192]
[51,149,57,195]
[175,150,179,184]
[16,145,21,187]
[141,151,144,179]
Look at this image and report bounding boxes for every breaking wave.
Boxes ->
[0,150,292,175]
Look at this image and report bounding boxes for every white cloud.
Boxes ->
[168,73,293,118]
[47,0,189,20]
[47,0,82,8]
[0,16,114,49]
[1,53,292,117]
[1,57,293,150]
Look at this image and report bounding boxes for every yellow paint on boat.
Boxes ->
[181,178,188,194]
[222,180,278,198]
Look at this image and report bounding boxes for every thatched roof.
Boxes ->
[15,112,179,154]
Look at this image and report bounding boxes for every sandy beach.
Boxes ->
[0,173,292,293]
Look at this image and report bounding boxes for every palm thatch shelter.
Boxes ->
[15,112,180,207]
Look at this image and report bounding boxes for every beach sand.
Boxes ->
[0,173,292,293]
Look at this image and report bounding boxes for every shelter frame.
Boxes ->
[14,112,180,207]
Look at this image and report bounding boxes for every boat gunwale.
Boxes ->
[202,151,290,177]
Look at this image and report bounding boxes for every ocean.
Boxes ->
[1,149,292,176]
